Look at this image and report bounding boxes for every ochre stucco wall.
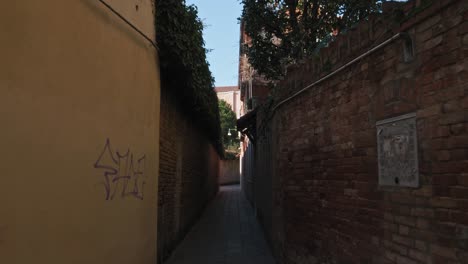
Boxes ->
[0,0,160,263]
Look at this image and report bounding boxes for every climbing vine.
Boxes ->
[240,0,382,80]
[156,0,222,153]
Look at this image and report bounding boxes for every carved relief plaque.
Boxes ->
[377,113,419,187]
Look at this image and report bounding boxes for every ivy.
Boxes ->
[156,0,222,154]
[240,0,382,80]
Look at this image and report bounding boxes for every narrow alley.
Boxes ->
[3,1,468,264]
[165,185,276,264]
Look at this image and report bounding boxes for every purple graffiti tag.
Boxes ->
[94,138,118,200]
[94,139,146,200]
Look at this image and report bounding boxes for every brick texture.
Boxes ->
[252,0,468,263]
[157,91,220,263]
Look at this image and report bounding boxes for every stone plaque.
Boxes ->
[376,113,419,187]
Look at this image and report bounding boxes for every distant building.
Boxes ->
[238,23,270,118]
[215,86,241,118]
[236,19,273,203]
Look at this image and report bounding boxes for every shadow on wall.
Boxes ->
[157,92,220,263]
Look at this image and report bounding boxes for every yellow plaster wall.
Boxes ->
[0,0,160,263]
[105,0,156,40]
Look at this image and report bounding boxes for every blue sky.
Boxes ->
[186,0,242,87]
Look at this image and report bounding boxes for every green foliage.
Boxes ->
[224,150,239,160]
[218,100,240,151]
[241,0,381,80]
[156,0,222,152]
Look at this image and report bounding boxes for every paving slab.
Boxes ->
[165,185,276,264]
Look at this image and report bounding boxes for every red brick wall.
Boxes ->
[254,0,468,263]
[157,92,219,262]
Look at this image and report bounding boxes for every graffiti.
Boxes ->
[94,139,146,200]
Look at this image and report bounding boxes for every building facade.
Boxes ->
[238,21,271,116]
[215,86,242,118]
[237,19,272,205]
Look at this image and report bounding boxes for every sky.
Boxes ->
[186,0,242,87]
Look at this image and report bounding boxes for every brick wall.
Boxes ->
[252,0,468,263]
[157,91,220,262]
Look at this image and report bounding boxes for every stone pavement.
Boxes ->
[165,185,276,264]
